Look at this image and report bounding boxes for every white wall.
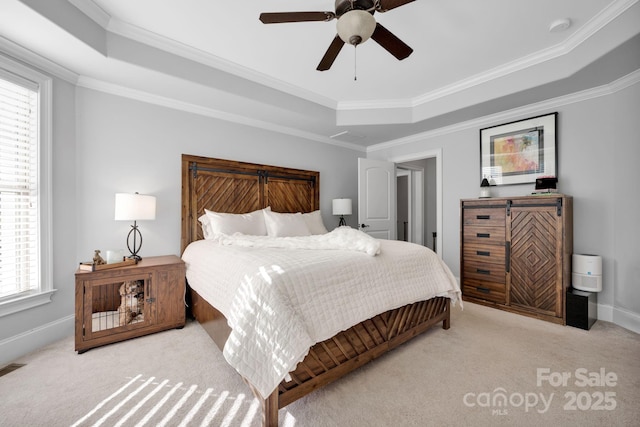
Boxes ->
[368,78,640,333]
[610,81,640,328]
[74,88,361,259]
[0,82,362,365]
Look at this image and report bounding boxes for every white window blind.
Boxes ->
[0,76,39,299]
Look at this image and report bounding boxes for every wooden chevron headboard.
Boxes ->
[180,154,320,253]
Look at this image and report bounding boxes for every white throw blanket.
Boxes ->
[212,226,381,256]
[182,235,461,400]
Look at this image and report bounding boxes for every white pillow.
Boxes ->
[203,207,268,236]
[302,210,328,235]
[263,210,311,237]
[198,213,213,239]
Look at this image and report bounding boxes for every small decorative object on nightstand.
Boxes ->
[332,198,352,227]
[75,255,185,353]
[92,250,106,265]
[115,192,156,260]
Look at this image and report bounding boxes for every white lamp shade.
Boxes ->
[337,10,376,45]
[115,193,156,221]
[332,198,352,216]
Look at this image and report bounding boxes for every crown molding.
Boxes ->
[104,17,338,110]
[76,76,365,152]
[409,0,639,108]
[344,0,639,114]
[368,69,640,153]
[0,36,78,84]
[70,0,337,109]
[608,67,640,92]
[75,67,640,156]
[71,0,637,118]
[337,97,413,112]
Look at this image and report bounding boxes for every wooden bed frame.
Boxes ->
[180,154,451,426]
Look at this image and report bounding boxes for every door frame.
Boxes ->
[396,167,424,245]
[387,149,443,257]
[396,168,411,242]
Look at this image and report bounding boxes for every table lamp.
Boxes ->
[332,198,352,227]
[114,192,156,260]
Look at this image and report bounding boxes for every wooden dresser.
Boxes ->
[460,195,573,324]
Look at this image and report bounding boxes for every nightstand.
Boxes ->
[75,255,186,353]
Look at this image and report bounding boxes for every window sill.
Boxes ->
[0,290,57,318]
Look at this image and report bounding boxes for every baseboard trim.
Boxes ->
[610,305,640,335]
[0,314,74,366]
[597,303,614,323]
[454,278,639,335]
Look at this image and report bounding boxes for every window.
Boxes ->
[0,53,54,317]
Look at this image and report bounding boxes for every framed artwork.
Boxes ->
[479,112,557,186]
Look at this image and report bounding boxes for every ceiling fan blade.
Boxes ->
[378,0,415,12]
[371,23,413,60]
[259,11,335,24]
[317,35,345,71]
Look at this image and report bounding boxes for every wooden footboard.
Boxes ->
[188,286,450,427]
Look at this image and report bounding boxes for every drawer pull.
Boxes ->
[477,250,490,256]
[476,286,490,294]
[477,233,490,238]
[476,215,490,220]
[477,268,491,275]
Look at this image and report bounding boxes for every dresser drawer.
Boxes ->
[462,206,506,227]
[462,226,505,245]
[463,259,506,283]
[463,279,506,304]
[463,243,505,265]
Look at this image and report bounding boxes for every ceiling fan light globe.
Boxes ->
[337,10,376,45]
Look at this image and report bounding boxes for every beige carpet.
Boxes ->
[1,302,639,427]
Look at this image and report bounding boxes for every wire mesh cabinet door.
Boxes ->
[79,272,155,345]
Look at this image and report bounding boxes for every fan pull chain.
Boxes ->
[354,45,358,81]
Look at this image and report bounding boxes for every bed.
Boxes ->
[180,154,461,426]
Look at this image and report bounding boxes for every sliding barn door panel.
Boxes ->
[509,206,563,317]
[265,176,317,214]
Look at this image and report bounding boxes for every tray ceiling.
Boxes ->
[1,0,638,148]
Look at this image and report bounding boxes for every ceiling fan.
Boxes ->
[259,0,415,71]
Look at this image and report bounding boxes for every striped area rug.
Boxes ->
[71,374,264,427]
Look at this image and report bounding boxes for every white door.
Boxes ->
[358,158,396,239]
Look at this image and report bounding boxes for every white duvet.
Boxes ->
[182,228,461,399]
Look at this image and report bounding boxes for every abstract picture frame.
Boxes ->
[479,112,558,186]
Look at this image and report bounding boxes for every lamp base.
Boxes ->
[126,222,144,260]
[338,216,347,227]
